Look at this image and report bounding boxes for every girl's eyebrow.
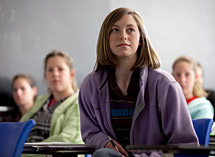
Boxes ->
[112,25,119,27]
[127,24,136,27]
[112,24,136,27]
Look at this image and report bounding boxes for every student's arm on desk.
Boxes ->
[78,84,113,149]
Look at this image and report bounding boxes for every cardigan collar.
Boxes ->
[93,66,148,91]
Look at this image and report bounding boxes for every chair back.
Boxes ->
[192,118,214,146]
[0,119,36,157]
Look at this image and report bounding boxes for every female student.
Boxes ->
[12,74,37,121]
[20,50,82,144]
[78,7,199,156]
[172,55,214,119]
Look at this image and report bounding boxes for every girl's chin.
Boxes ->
[51,87,62,92]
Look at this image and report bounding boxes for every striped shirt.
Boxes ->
[108,68,139,147]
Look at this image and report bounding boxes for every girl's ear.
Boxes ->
[70,69,75,78]
[195,72,199,81]
[32,87,38,97]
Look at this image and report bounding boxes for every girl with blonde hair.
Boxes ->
[172,55,214,119]
[20,50,82,144]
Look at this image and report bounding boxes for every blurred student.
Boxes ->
[78,8,198,157]
[172,55,214,120]
[196,62,215,115]
[20,50,82,144]
[12,74,37,117]
[12,74,37,121]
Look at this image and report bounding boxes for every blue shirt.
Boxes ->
[188,97,214,119]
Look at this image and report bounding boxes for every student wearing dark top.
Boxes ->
[78,7,199,157]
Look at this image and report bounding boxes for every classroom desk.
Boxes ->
[22,143,95,157]
[126,144,215,155]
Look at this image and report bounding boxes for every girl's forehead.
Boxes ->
[176,61,195,71]
[14,78,28,83]
[177,60,191,66]
[13,79,30,87]
[47,56,66,64]
[114,14,136,24]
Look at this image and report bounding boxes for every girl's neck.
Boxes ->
[184,93,194,100]
[115,67,134,96]
[115,55,137,95]
[115,55,135,76]
[53,88,74,102]
[19,103,33,116]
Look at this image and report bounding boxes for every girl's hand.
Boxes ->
[105,139,129,157]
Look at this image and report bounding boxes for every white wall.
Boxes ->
[0,0,214,95]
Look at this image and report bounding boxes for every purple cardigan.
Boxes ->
[78,67,199,150]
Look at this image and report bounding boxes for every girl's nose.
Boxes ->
[16,89,22,96]
[53,69,59,76]
[120,30,127,40]
[179,75,186,85]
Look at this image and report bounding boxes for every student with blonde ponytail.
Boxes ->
[20,50,82,144]
[172,55,214,119]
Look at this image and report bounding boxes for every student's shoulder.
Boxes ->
[190,97,214,111]
[35,94,50,103]
[147,68,182,93]
[81,69,107,89]
[148,68,176,83]
[82,71,95,83]
[147,69,183,98]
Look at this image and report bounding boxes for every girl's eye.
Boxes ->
[185,73,190,77]
[128,28,134,32]
[13,88,17,92]
[111,28,118,32]
[176,73,181,77]
[47,68,53,72]
[58,68,64,71]
[21,87,26,91]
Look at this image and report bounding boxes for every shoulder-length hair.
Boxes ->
[172,55,207,97]
[44,50,78,91]
[95,7,160,70]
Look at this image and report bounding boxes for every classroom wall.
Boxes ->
[0,0,214,96]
